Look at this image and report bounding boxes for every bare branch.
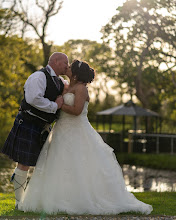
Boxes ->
[7,0,64,65]
[49,1,63,17]
[35,0,46,12]
[13,9,41,37]
[162,63,176,74]
[160,51,176,60]
[18,0,26,15]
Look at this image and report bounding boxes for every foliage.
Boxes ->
[101,0,176,115]
[0,35,43,148]
[0,192,176,216]
[54,39,113,75]
[0,7,15,34]
[1,0,176,143]
[54,39,118,119]
[0,36,117,148]
[2,0,63,65]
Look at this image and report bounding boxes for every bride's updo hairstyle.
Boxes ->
[71,60,95,83]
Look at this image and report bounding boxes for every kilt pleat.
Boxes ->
[1,113,43,166]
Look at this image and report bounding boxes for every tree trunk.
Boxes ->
[43,42,52,66]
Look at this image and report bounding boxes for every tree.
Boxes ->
[54,39,119,110]
[54,39,117,100]
[0,4,16,34]
[3,0,63,66]
[101,0,176,111]
[53,39,120,121]
[0,35,43,148]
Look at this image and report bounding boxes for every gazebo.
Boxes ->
[96,100,160,152]
[96,100,160,135]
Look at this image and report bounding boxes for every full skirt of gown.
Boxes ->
[18,93,153,215]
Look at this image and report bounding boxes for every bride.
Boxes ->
[18,60,153,215]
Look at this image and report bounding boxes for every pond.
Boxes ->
[0,156,176,193]
[122,164,176,192]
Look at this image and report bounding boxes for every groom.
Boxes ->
[1,52,69,208]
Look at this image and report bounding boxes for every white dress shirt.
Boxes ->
[24,65,68,114]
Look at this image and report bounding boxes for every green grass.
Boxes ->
[0,192,176,217]
[135,192,176,216]
[116,153,176,171]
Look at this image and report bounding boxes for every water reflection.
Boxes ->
[122,165,176,192]
[0,168,14,193]
[0,162,34,193]
[0,160,176,193]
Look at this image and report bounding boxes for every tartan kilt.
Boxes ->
[1,113,44,166]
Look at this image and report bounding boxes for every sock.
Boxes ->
[11,167,28,206]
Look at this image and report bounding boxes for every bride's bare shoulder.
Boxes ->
[76,83,88,93]
[75,83,89,101]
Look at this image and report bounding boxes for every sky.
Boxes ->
[46,0,125,46]
[44,0,125,101]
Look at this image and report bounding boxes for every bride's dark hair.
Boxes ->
[71,60,95,83]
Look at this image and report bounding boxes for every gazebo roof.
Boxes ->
[97,100,159,117]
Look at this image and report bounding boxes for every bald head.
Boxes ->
[48,52,68,76]
[48,52,67,65]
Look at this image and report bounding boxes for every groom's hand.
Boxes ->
[55,95,64,109]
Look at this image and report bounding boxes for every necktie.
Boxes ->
[52,76,61,91]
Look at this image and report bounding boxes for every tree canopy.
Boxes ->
[0,34,43,147]
[2,0,63,66]
[1,0,176,149]
[101,0,176,113]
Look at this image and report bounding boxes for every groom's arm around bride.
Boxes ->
[1,52,69,208]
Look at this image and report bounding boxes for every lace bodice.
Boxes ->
[60,93,88,118]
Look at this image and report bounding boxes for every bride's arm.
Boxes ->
[61,84,88,116]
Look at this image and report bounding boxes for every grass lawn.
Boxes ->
[116,153,176,171]
[0,192,176,217]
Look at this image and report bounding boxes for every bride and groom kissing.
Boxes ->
[1,52,152,215]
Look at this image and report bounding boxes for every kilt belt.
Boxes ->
[19,111,48,129]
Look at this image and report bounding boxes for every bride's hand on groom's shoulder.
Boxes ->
[55,95,64,109]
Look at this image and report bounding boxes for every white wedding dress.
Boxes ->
[18,93,153,215]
